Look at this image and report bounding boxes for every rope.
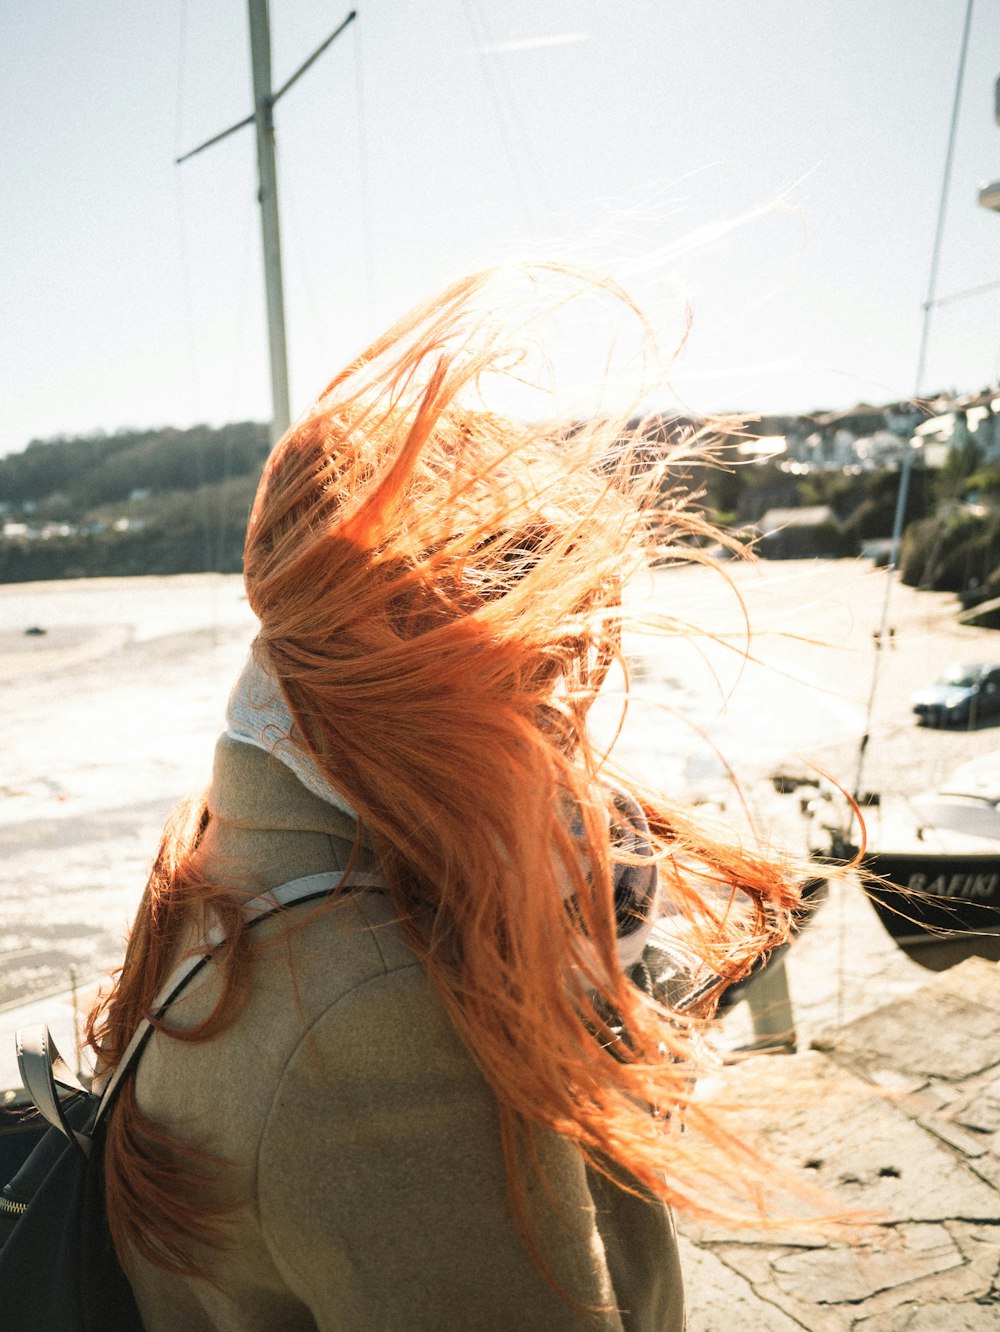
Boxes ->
[171,0,214,572]
[458,0,538,234]
[931,276,1000,309]
[275,135,329,373]
[852,0,975,808]
[173,0,189,158]
[353,16,377,335]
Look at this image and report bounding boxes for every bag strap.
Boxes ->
[16,1028,94,1158]
[18,870,384,1148]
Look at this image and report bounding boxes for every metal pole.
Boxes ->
[853,0,975,805]
[887,0,974,574]
[744,956,796,1052]
[178,10,355,443]
[249,0,291,443]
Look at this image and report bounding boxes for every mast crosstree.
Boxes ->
[176,5,358,444]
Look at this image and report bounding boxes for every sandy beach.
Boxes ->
[0,574,257,1016]
[2,558,998,1050]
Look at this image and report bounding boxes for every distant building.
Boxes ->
[806,402,920,472]
[737,434,786,459]
[629,388,999,477]
[853,430,907,469]
[758,505,836,535]
[753,505,841,558]
[912,413,955,468]
[909,388,1000,468]
[954,388,1000,462]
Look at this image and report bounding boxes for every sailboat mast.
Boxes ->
[248,0,291,443]
[175,9,358,447]
[884,0,975,575]
[852,0,975,804]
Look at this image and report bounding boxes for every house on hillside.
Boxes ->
[905,387,1000,467]
[737,434,787,460]
[805,401,922,470]
[751,414,812,461]
[913,411,959,468]
[751,505,843,558]
[954,388,1000,462]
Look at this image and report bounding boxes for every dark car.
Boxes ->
[911,662,1000,727]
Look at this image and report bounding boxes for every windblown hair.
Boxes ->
[88,264,802,1283]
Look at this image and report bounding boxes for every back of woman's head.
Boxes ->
[244,269,653,916]
[241,265,799,1216]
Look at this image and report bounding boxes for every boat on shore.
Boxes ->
[813,755,1000,951]
[859,756,1000,946]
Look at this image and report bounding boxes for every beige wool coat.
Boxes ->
[123,735,685,1331]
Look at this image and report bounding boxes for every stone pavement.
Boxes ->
[680,956,1000,1329]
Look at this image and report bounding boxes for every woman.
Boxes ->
[87,266,800,1330]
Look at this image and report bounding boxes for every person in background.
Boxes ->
[86,265,801,1330]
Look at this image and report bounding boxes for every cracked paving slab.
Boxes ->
[813,957,1000,1086]
[684,1051,999,1233]
[693,1219,1000,1330]
[679,1237,807,1332]
[680,961,1000,1327]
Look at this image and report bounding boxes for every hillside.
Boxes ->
[0,423,268,582]
[2,418,996,594]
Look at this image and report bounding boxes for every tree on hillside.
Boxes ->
[900,509,1000,595]
[0,422,268,509]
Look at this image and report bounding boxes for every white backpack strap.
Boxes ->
[86,870,383,1125]
[16,1026,94,1157]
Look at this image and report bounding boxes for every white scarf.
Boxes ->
[226,650,357,818]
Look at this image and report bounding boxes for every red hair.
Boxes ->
[88,265,803,1281]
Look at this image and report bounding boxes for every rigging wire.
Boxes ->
[832,0,977,1038]
[172,0,202,419]
[213,198,257,574]
[226,205,257,419]
[852,0,975,807]
[171,0,214,572]
[273,13,366,392]
[465,2,553,220]
[912,0,977,404]
[276,133,330,375]
[459,0,539,235]
[174,0,189,157]
[931,276,1000,308]
[353,16,377,336]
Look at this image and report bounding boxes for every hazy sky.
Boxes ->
[3,0,999,456]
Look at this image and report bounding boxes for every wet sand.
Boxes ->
[0,575,257,1019]
[1,559,998,1060]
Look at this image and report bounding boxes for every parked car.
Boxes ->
[911,662,1000,727]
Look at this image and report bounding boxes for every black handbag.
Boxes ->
[0,1037,143,1332]
[0,870,382,1331]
